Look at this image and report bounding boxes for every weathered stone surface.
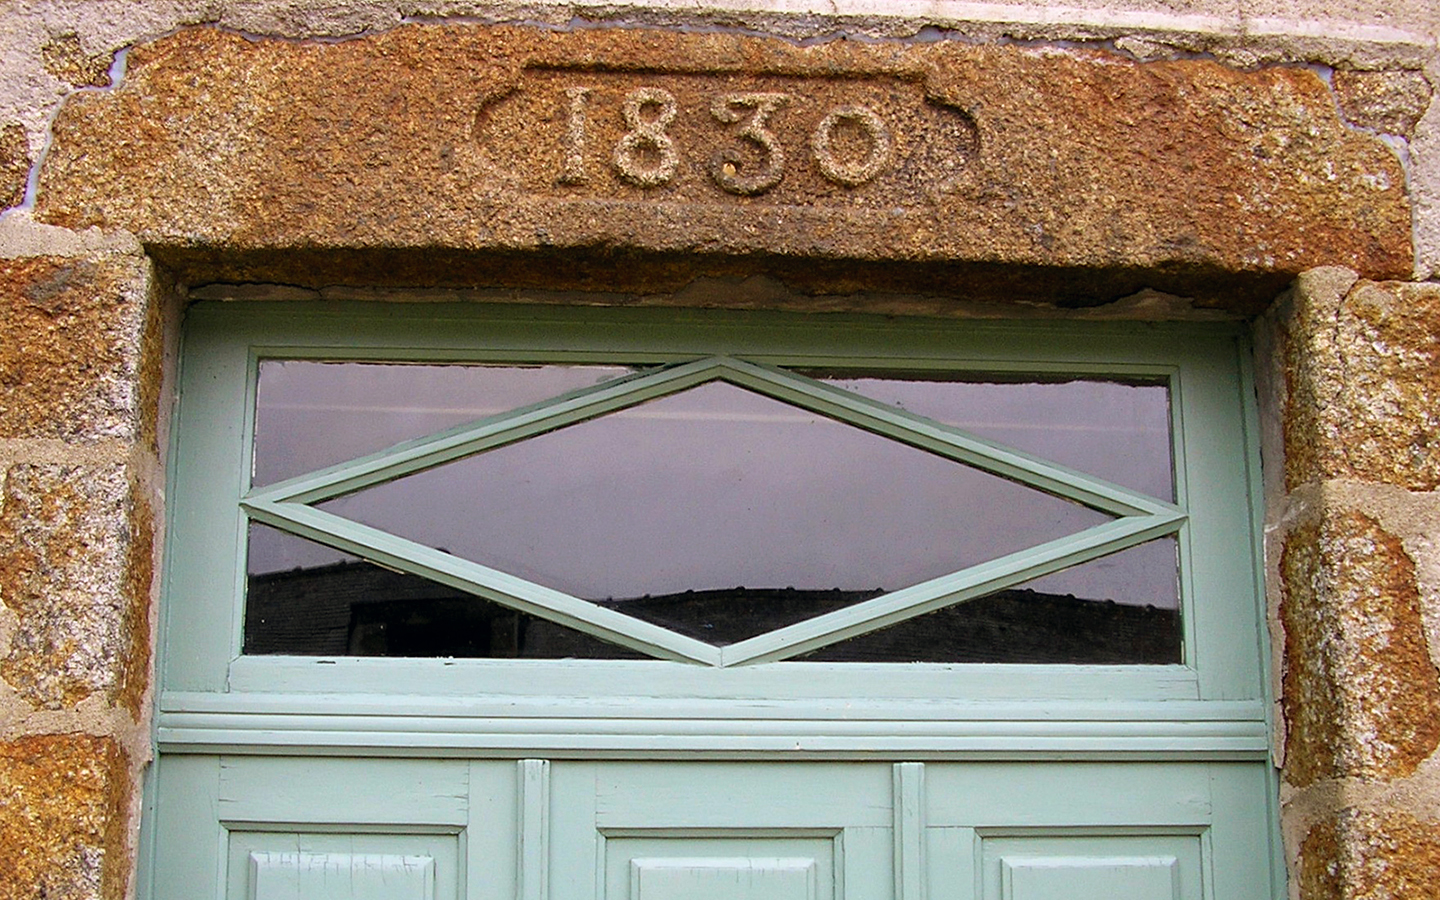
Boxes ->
[0,464,153,712]
[0,122,29,210]
[40,32,112,89]
[0,734,131,900]
[1281,510,1440,787]
[1332,68,1433,137]
[1417,59,1440,281]
[1299,813,1344,900]
[1283,275,1440,491]
[1300,809,1440,900]
[35,26,1412,310]
[0,211,144,261]
[0,255,152,443]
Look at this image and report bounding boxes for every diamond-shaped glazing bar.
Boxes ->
[242,498,725,665]
[719,512,1183,665]
[242,357,1186,665]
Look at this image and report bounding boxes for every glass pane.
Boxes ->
[816,374,1173,500]
[253,361,632,485]
[798,537,1181,663]
[593,587,883,646]
[245,524,645,658]
[319,382,1112,646]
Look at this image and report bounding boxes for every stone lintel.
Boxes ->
[36,26,1412,312]
[150,245,1300,314]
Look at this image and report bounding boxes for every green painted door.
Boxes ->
[142,303,1281,900]
[149,757,1272,899]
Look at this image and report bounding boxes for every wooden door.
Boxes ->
[147,757,1272,899]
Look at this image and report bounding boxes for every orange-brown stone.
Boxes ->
[0,123,28,210]
[1332,69,1433,138]
[40,32,113,89]
[1299,815,1343,900]
[0,255,152,443]
[1281,510,1440,787]
[35,26,1412,310]
[1284,277,1440,491]
[1299,809,1440,900]
[0,464,153,712]
[0,734,131,900]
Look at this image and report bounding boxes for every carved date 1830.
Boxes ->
[475,72,979,205]
[558,86,895,194]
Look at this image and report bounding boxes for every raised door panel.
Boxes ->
[148,757,1276,900]
[551,762,895,900]
[241,846,442,900]
[147,756,515,900]
[921,762,1274,900]
[1001,855,1181,900]
[982,837,1199,900]
[629,856,818,900]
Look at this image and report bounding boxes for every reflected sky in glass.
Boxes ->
[245,524,1180,660]
[245,524,646,659]
[249,361,1179,609]
[819,374,1172,501]
[800,536,1181,663]
[253,361,632,485]
[316,382,1111,601]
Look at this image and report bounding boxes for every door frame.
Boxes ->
[154,300,1270,761]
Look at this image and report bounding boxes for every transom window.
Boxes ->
[159,302,1265,718]
[243,358,1182,666]
[148,301,1277,900]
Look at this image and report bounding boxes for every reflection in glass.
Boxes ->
[252,361,633,486]
[596,587,887,646]
[244,524,644,658]
[817,374,1173,500]
[316,382,1112,644]
[799,537,1182,663]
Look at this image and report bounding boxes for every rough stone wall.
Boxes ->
[1260,269,1440,900]
[0,4,1436,900]
[0,218,170,900]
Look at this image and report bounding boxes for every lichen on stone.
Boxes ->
[0,256,150,442]
[40,32,113,89]
[1281,510,1440,787]
[0,734,130,900]
[1301,808,1440,900]
[0,464,149,711]
[1284,277,1440,492]
[0,123,29,210]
